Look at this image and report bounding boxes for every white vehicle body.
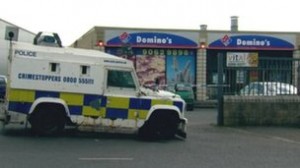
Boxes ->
[0,42,187,139]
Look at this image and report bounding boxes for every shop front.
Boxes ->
[206,33,296,99]
[104,30,198,91]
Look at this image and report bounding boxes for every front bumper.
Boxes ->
[177,117,188,138]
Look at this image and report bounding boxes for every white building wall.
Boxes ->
[0,19,35,42]
[0,19,36,75]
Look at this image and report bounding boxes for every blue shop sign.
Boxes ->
[106,32,198,48]
[209,35,294,50]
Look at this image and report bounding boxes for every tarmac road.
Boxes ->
[0,108,300,168]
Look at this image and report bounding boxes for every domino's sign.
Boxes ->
[209,34,295,50]
[106,32,198,48]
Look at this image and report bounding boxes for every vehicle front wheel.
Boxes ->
[138,110,179,140]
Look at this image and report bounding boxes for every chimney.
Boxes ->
[231,16,238,32]
[200,24,207,31]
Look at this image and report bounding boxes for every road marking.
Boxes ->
[271,136,300,145]
[233,128,300,145]
[79,157,134,161]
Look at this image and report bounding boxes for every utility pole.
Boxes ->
[217,53,224,126]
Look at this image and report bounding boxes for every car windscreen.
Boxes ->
[176,85,192,91]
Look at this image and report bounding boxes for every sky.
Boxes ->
[1,0,299,46]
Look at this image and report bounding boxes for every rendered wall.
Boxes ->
[223,95,300,126]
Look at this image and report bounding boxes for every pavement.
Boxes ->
[194,100,218,108]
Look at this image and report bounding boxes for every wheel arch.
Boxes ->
[29,97,70,117]
[145,104,182,121]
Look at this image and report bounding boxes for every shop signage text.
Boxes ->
[236,38,271,47]
[141,48,193,56]
[226,52,258,67]
[136,36,172,45]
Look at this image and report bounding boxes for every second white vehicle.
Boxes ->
[239,82,298,96]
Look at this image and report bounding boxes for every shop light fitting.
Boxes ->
[200,42,206,49]
[97,40,104,47]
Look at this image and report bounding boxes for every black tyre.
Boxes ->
[29,103,66,136]
[138,123,157,141]
[138,110,179,140]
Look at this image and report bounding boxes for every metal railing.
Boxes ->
[206,57,300,99]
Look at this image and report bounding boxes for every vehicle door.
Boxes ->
[103,67,144,123]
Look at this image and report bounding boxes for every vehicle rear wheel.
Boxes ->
[29,104,66,136]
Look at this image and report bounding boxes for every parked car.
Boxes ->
[168,83,195,111]
[239,82,297,96]
[0,75,7,100]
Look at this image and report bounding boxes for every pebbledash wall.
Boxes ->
[71,26,300,101]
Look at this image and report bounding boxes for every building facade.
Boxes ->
[0,18,35,43]
[0,18,36,75]
[72,24,300,101]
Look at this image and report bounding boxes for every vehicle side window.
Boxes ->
[107,70,136,89]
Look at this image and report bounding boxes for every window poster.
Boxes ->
[135,55,165,88]
[105,47,196,89]
[166,55,196,87]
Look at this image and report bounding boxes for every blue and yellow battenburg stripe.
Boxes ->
[8,89,184,120]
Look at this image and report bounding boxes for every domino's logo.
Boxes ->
[221,35,232,46]
[119,32,132,43]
